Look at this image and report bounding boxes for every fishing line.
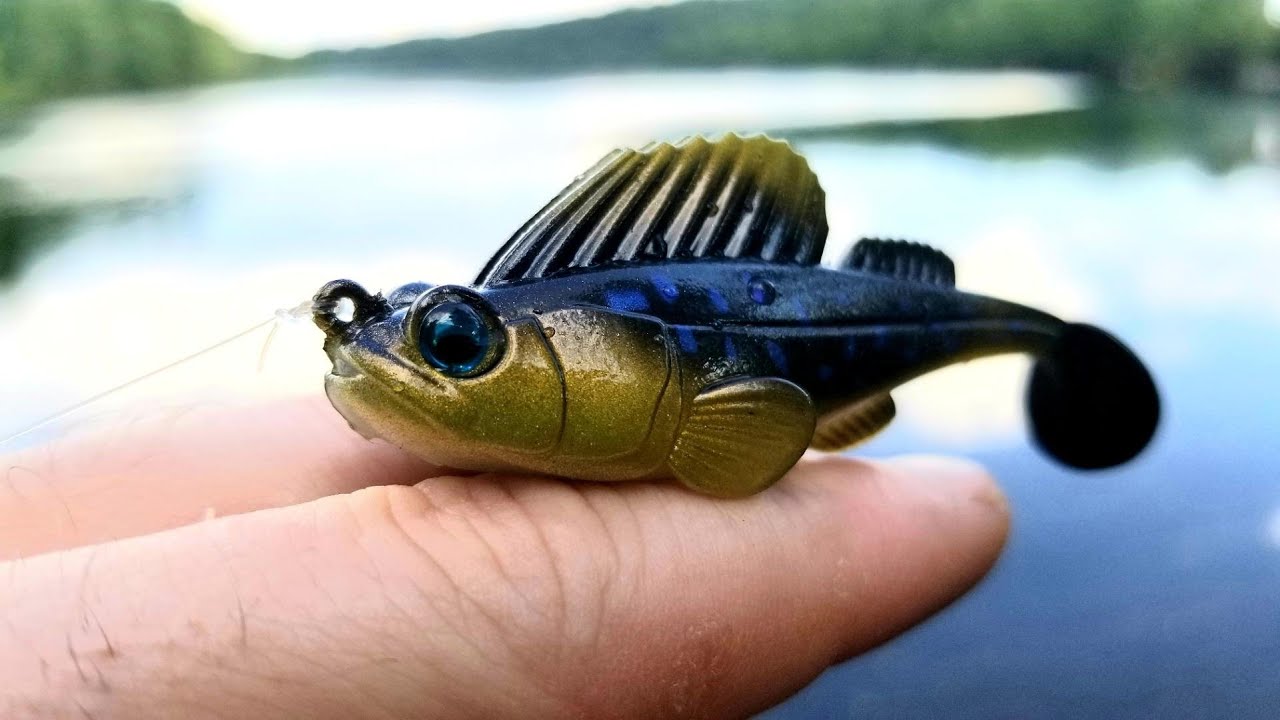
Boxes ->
[258,300,316,372]
[1,299,317,448]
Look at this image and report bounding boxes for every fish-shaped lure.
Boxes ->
[313,135,1160,497]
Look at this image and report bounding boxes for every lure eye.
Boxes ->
[417,302,496,376]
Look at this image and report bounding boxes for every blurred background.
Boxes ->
[1,1,1278,716]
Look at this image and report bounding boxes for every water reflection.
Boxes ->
[0,70,1277,718]
[0,177,74,282]
[790,93,1280,173]
[1,73,1276,444]
[0,70,1084,286]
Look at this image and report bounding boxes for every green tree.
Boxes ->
[0,0,267,107]
[312,0,1280,89]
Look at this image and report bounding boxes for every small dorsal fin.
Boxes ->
[475,134,829,287]
[840,238,955,286]
[811,393,896,452]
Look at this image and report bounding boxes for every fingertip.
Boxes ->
[780,453,1008,536]
[881,454,1010,528]
[798,453,1008,535]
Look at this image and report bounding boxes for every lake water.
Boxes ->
[1,69,1278,718]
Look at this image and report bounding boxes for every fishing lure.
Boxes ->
[313,134,1159,497]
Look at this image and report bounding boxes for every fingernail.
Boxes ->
[881,454,1008,517]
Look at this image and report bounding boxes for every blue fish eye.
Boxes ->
[418,302,492,376]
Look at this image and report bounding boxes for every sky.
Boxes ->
[180,0,681,57]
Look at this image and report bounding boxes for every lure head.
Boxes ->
[312,279,564,471]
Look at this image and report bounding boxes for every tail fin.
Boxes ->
[1027,323,1160,470]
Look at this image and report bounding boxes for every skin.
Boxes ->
[0,396,1009,719]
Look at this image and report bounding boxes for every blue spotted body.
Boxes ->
[482,261,1061,417]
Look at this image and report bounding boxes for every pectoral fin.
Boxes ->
[811,394,896,452]
[668,377,816,498]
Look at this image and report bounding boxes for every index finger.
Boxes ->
[0,396,437,560]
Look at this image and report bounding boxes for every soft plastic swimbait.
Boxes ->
[313,134,1159,497]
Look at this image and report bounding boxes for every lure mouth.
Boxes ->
[313,279,391,340]
[329,349,363,379]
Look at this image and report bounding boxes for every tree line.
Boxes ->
[0,0,267,106]
[313,0,1280,89]
[0,0,1277,108]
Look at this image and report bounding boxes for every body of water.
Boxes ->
[1,69,1278,718]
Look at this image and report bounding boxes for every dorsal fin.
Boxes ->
[841,238,955,286]
[475,134,829,287]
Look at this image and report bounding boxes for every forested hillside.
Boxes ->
[312,0,1280,88]
[0,0,268,105]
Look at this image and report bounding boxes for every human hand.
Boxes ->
[1,397,1008,719]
